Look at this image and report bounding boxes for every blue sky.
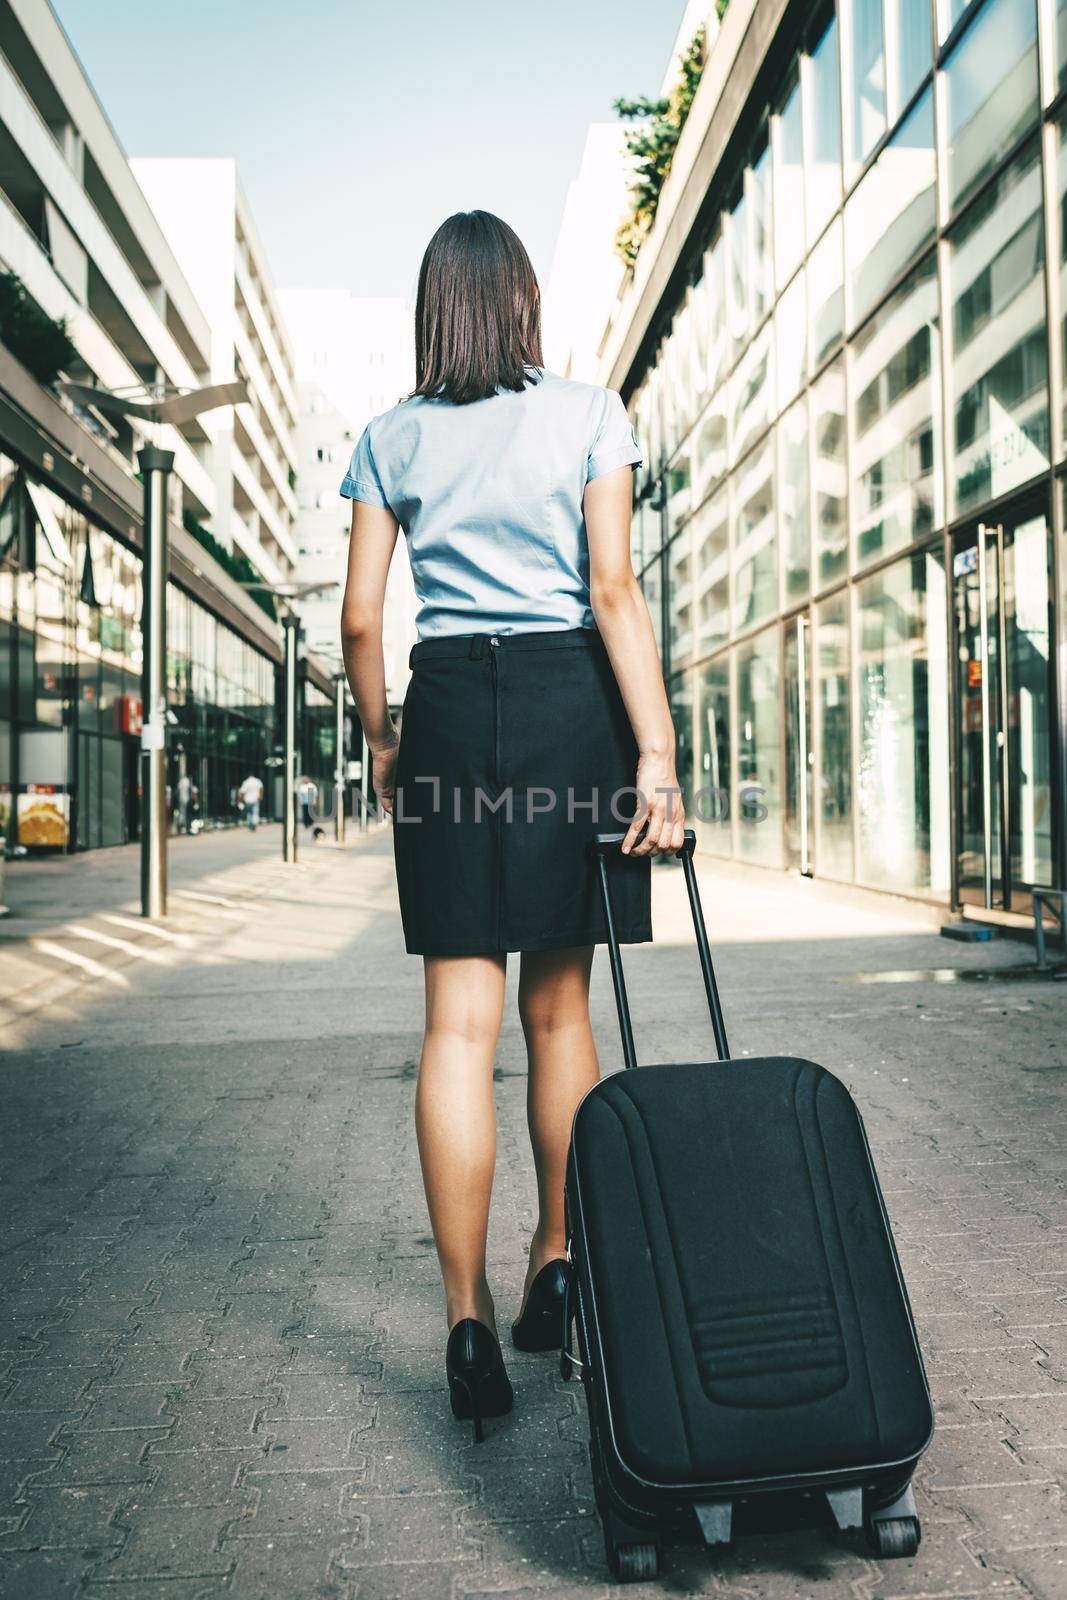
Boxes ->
[53,0,679,303]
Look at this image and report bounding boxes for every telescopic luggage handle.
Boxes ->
[592,828,730,1070]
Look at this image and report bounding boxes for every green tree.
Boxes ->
[614,26,708,268]
[0,270,78,388]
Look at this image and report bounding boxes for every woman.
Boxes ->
[339,211,684,1441]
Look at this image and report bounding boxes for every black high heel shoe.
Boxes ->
[446,1319,513,1443]
[511,1259,572,1352]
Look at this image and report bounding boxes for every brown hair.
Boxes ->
[412,211,544,405]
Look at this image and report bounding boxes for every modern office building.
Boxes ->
[0,0,336,852]
[278,286,416,703]
[132,157,300,589]
[599,0,1066,920]
[544,124,632,382]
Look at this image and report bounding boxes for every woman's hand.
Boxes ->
[371,734,400,816]
[622,750,685,856]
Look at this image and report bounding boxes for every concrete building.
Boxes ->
[0,0,218,519]
[543,123,631,382]
[132,157,300,589]
[278,286,416,704]
[598,0,1067,925]
[0,0,337,853]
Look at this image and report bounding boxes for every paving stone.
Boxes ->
[0,1483,127,1551]
[41,1428,166,1484]
[143,1448,267,1508]
[2,828,1065,1598]
[236,1468,364,1538]
[0,1363,105,1411]
[99,1501,243,1580]
[258,1422,366,1474]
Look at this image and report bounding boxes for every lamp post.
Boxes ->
[237,582,338,863]
[137,444,173,917]
[282,613,300,863]
[334,672,347,844]
[59,378,248,918]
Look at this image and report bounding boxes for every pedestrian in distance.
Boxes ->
[238,772,264,831]
[339,210,683,1442]
[175,771,192,835]
[297,774,317,832]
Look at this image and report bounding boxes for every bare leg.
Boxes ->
[416,953,507,1334]
[517,945,600,1306]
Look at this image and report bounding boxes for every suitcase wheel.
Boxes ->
[869,1516,921,1559]
[589,1441,661,1581]
[609,1540,660,1582]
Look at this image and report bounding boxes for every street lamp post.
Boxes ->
[137,445,174,918]
[334,673,347,845]
[238,584,337,864]
[59,378,248,918]
[282,613,300,864]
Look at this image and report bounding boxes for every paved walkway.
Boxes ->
[1,827,1065,1599]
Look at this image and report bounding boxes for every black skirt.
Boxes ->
[393,628,652,957]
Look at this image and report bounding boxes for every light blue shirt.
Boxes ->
[339,368,642,639]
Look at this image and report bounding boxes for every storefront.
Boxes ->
[0,450,285,852]
[621,0,1065,913]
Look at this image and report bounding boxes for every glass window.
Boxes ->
[692,386,729,506]
[688,281,711,412]
[805,14,843,246]
[851,253,941,567]
[888,0,932,121]
[948,139,1049,515]
[856,546,951,896]
[693,486,730,656]
[1056,115,1067,442]
[668,526,695,669]
[814,591,853,880]
[669,671,696,819]
[736,626,782,866]
[726,191,750,358]
[695,654,732,855]
[641,556,663,658]
[773,71,805,290]
[728,322,774,466]
[845,0,886,173]
[642,481,666,564]
[776,268,808,410]
[943,0,1039,216]
[665,440,692,541]
[630,497,650,574]
[845,88,935,330]
[660,331,682,455]
[671,297,698,434]
[812,358,849,589]
[779,397,811,605]
[748,139,774,327]
[937,0,970,41]
[732,437,777,634]
[1059,0,1067,94]
[810,217,844,368]
[703,232,729,394]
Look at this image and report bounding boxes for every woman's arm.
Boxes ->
[585,465,684,856]
[340,499,402,813]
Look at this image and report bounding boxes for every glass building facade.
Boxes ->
[0,451,334,853]
[625,0,1065,912]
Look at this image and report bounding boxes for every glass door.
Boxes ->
[952,508,1056,911]
[784,610,814,875]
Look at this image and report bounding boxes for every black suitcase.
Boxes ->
[561,830,934,1582]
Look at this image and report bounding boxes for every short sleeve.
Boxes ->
[340,423,391,509]
[587,388,643,481]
